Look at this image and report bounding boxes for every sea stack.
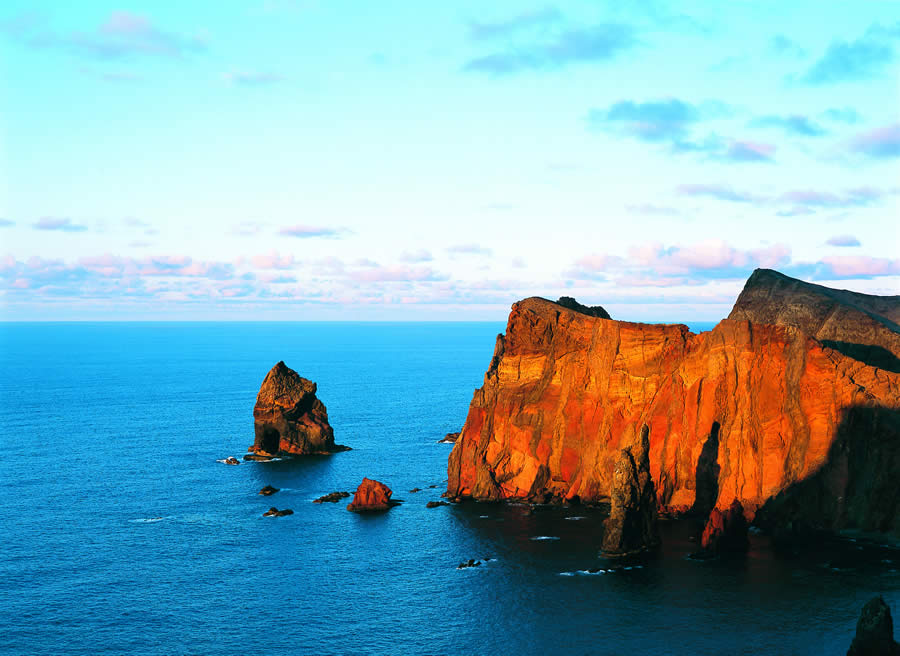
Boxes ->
[601,425,660,556]
[696,500,749,558]
[446,271,900,539]
[249,361,349,456]
[347,478,396,512]
[847,596,900,656]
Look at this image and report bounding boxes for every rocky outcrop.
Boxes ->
[262,507,293,517]
[555,296,611,319]
[258,485,279,496]
[729,269,900,373]
[439,432,461,444]
[847,596,900,656]
[696,500,749,558]
[347,478,396,512]
[426,501,449,508]
[313,491,350,504]
[600,425,660,555]
[446,270,900,537]
[249,361,349,456]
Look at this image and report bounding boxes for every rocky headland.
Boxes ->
[249,361,349,456]
[446,269,900,539]
[847,596,900,656]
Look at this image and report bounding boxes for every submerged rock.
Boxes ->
[457,559,482,569]
[600,425,660,556]
[847,596,900,656]
[249,361,349,456]
[347,478,396,512]
[426,501,449,508]
[262,507,294,517]
[695,500,750,558]
[313,491,350,504]
[258,485,279,496]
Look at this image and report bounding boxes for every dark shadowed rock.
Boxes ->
[258,485,279,496]
[438,432,461,444]
[249,361,349,456]
[847,596,900,656]
[262,507,293,517]
[555,296,611,319]
[313,491,350,504]
[694,500,749,558]
[729,268,900,372]
[457,559,482,569]
[426,501,449,508]
[347,478,397,512]
[601,425,660,556]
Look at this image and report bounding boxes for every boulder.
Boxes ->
[262,507,293,517]
[847,596,900,656]
[600,425,660,556]
[347,478,396,512]
[313,491,350,504]
[221,457,240,465]
[249,361,349,456]
[258,485,279,496]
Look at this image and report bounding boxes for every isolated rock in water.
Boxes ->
[347,478,395,512]
[249,361,349,456]
[222,457,240,465]
[426,501,449,508]
[847,596,900,656]
[262,507,293,517]
[555,296,611,319]
[698,500,749,557]
[601,425,660,556]
[439,432,460,444]
[313,491,350,504]
[446,269,900,538]
[457,559,482,569]
[258,485,279,496]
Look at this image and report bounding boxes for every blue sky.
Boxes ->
[1,0,898,321]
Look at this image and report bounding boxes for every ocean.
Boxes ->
[1,321,898,655]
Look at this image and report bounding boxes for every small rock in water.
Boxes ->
[262,507,293,517]
[426,501,449,508]
[439,432,460,444]
[313,491,350,504]
[409,488,421,493]
[222,457,240,465]
[258,485,279,496]
[457,558,482,569]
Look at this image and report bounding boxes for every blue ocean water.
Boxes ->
[1,321,898,656]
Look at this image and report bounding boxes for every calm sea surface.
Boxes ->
[1,322,898,655]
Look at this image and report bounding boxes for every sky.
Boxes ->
[0,0,898,321]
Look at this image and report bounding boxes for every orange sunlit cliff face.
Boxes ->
[447,270,900,537]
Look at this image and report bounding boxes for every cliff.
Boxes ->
[249,361,349,456]
[446,276,900,537]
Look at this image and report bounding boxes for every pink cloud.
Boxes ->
[821,256,900,277]
[850,123,900,159]
[250,251,297,269]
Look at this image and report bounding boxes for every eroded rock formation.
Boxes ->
[347,478,396,512]
[249,361,349,456]
[697,500,749,558]
[600,425,660,555]
[446,275,900,537]
[847,596,900,656]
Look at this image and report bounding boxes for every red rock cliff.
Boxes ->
[446,271,900,536]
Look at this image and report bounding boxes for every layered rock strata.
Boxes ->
[249,361,349,456]
[446,276,900,537]
[600,425,660,555]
